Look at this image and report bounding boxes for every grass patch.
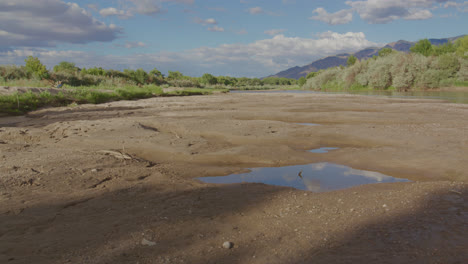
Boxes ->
[0,85,228,115]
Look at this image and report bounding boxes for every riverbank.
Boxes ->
[0,85,227,115]
[1,92,467,263]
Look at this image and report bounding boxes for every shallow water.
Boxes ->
[198,163,410,192]
[231,89,468,104]
[309,147,339,153]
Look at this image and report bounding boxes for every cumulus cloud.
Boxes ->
[99,7,133,19]
[310,7,353,25]
[264,29,287,36]
[207,26,225,32]
[0,0,121,48]
[345,0,447,24]
[0,32,377,77]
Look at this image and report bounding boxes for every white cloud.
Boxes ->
[127,0,194,16]
[116,41,147,49]
[310,7,353,25]
[88,4,99,11]
[345,0,447,24]
[99,7,133,19]
[264,29,287,36]
[247,7,263,14]
[404,9,433,19]
[207,26,225,32]
[0,0,121,48]
[0,32,377,77]
[444,1,468,12]
[194,18,218,25]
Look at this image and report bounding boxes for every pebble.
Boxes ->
[223,241,234,249]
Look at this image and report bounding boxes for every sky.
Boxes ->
[0,0,467,77]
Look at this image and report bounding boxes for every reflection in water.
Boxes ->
[198,162,410,192]
[230,90,468,104]
[309,147,339,153]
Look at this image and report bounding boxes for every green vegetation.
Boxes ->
[304,36,468,92]
[24,56,49,79]
[0,57,298,114]
[347,55,357,66]
[0,85,227,115]
[410,39,433,57]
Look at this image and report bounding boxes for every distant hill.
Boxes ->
[267,35,466,80]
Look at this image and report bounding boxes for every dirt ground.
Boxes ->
[0,92,467,264]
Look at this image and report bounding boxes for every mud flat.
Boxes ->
[0,92,467,263]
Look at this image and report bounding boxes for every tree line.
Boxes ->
[0,59,298,89]
[303,36,468,91]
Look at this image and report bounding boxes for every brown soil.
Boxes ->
[0,92,467,264]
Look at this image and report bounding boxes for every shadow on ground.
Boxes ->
[0,180,466,264]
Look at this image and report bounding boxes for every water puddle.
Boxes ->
[198,163,409,192]
[296,123,321,126]
[231,90,468,104]
[309,147,339,153]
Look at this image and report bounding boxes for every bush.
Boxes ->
[0,65,28,80]
[168,79,201,88]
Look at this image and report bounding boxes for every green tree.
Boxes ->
[347,55,357,66]
[200,73,217,85]
[432,42,456,56]
[24,56,49,79]
[306,71,318,79]
[82,67,106,76]
[124,68,148,84]
[410,39,433,57]
[455,35,468,58]
[53,61,78,72]
[167,71,183,80]
[378,48,394,57]
[149,68,164,78]
[298,77,306,87]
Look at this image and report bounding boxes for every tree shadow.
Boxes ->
[1,180,466,264]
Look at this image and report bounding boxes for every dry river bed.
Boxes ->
[0,92,467,264]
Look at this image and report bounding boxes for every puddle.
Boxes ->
[309,147,339,153]
[296,123,321,126]
[198,163,410,192]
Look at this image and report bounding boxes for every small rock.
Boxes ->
[91,169,98,173]
[223,241,234,249]
[382,204,388,208]
[141,238,156,246]
[350,208,355,212]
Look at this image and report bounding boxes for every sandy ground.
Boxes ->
[0,92,467,264]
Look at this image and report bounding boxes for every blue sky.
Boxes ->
[0,0,467,77]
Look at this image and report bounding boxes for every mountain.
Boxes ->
[267,35,466,80]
